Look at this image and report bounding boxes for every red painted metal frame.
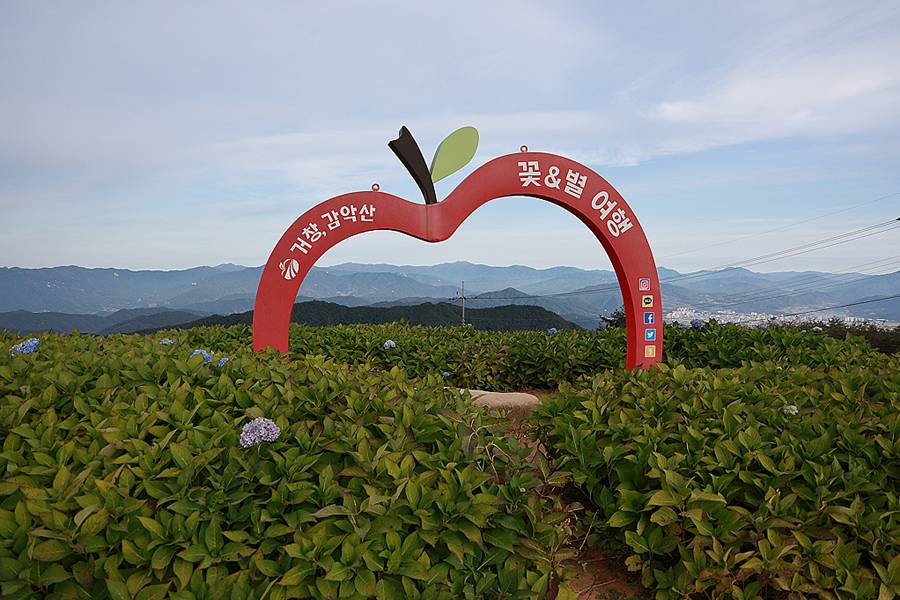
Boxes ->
[253,151,663,369]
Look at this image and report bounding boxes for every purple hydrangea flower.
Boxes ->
[240,417,281,448]
[9,338,39,357]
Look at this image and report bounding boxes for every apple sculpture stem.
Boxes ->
[388,126,438,205]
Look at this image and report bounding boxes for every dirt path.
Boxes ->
[467,389,651,600]
[562,546,651,600]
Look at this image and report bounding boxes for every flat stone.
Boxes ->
[465,389,541,422]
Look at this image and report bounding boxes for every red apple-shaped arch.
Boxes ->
[253,151,662,369]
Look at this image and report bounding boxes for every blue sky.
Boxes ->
[1,1,898,275]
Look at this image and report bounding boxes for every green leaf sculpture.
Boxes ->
[429,126,479,183]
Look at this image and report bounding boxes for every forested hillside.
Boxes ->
[138,301,581,333]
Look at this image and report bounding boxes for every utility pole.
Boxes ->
[451,281,477,327]
[462,281,466,327]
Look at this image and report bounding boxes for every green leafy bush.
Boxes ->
[3,318,896,600]
[662,321,883,370]
[287,323,628,391]
[50,319,885,393]
[0,331,574,599]
[791,317,900,355]
[530,356,900,600]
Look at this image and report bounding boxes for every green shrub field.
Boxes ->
[1,321,899,599]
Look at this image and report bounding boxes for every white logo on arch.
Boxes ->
[280,259,299,280]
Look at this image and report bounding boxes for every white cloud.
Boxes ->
[1,1,898,273]
[650,3,900,145]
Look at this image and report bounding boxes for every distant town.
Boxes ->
[664,307,899,329]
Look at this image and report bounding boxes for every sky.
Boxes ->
[2,1,899,276]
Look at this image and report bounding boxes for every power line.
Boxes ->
[418,191,900,295]
[659,191,900,259]
[443,219,900,310]
[448,230,900,328]
[431,194,900,323]
[724,221,900,270]
[466,216,900,305]
[746,292,900,321]
[677,255,900,312]
[588,217,899,298]
[657,218,900,287]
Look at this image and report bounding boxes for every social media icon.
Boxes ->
[642,295,653,308]
[645,329,656,341]
[645,345,656,358]
[644,312,654,324]
[639,278,651,291]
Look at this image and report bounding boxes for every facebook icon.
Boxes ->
[644,312,654,325]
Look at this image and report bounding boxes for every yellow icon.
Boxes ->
[642,295,653,307]
[645,345,656,358]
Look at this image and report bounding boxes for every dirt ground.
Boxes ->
[475,388,652,600]
[562,546,651,600]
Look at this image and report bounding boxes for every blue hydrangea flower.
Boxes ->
[159,338,174,345]
[190,349,214,363]
[189,349,229,368]
[240,417,281,448]
[783,405,799,416]
[442,372,450,378]
[547,328,557,335]
[9,338,39,357]
[690,319,704,329]
[383,340,397,349]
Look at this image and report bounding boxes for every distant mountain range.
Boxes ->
[1,261,898,335]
